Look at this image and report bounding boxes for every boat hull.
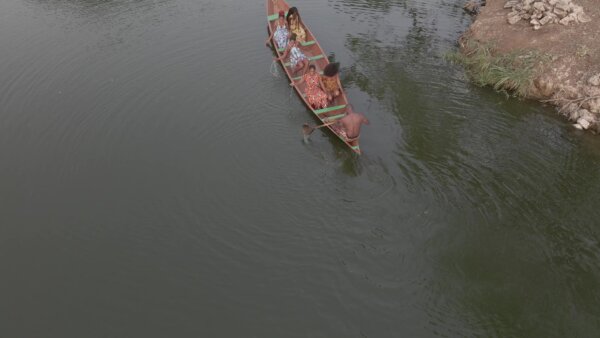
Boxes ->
[266,0,361,154]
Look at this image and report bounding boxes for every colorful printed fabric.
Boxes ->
[321,75,339,93]
[303,72,328,109]
[289,46,306,68]
[289,15,306,43]
[274,24,289,49]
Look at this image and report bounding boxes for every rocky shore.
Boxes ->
[458,0,600,132]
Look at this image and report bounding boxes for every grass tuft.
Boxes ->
[446,40,549,97]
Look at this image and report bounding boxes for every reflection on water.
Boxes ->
[335,0,600,336]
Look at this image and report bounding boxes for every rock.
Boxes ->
[567,13,579,22]
[508,13,522,24]
[554,8,568,18]
[581,109,595,121]
[503,0,587,28]
[564,102,580,117]
[540,15,552,25]
[589,98,600,113]
[578,13,592,23]
[573,123,583,130]
[463,1,479,14]
[555,0,571,11]
[573,109,595,124]
[533,2,545,11]
[559,15,574,25]
[588,74,600,86]
[569,108,582,121]
[577,118,591,129]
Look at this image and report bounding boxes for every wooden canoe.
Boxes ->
[266,0,361,155]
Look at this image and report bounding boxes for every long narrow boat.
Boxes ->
[266,0,361,154]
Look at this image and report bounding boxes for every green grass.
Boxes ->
[446,40,550,97]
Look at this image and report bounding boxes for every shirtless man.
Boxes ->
[335,105,369,141]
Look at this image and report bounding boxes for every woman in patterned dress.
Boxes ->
[286,7,306,43]
[265,10,289,49]
[274,33,308,75]
[321,62,341,102]
[293,64,328,109]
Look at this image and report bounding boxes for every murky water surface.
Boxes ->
[2,0,600,336]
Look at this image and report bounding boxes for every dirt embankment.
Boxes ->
[460,0,600,132]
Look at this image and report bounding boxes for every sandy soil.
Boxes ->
[462,0,600,130]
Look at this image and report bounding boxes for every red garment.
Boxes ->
[303,72,328,109]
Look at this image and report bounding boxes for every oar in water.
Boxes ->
[302,121,336,142]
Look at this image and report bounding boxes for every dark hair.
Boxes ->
[290,33,297,41]
[323,62,340,77]
[309,64,316,70]
[286,7,301,26]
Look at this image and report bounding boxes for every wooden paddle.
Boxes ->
[302,121,336,137]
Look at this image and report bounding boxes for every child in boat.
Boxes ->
[265,10,289,49]
[286,7,306,43]
[274,33,308,75]
[321,62,341,102]
[293,64,328,110]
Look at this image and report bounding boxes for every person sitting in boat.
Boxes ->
[333,104,369,141]
[292,64,328,110]
[286,7,306,43]
[265,10,289,49]
[321,62,341,102]
[274,33,308,75]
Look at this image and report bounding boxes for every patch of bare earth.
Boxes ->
[462,0,600,132]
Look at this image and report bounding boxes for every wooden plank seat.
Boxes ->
[283,54,324,67]
[314,104,346,115]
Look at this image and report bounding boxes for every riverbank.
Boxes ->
[457,0,600,132]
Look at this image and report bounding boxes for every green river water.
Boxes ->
[1,0,600,336]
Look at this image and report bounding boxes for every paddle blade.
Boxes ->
[302,123,315,136]
[302,123,315,143]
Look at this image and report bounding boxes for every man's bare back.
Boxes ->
[338,106,369,140]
